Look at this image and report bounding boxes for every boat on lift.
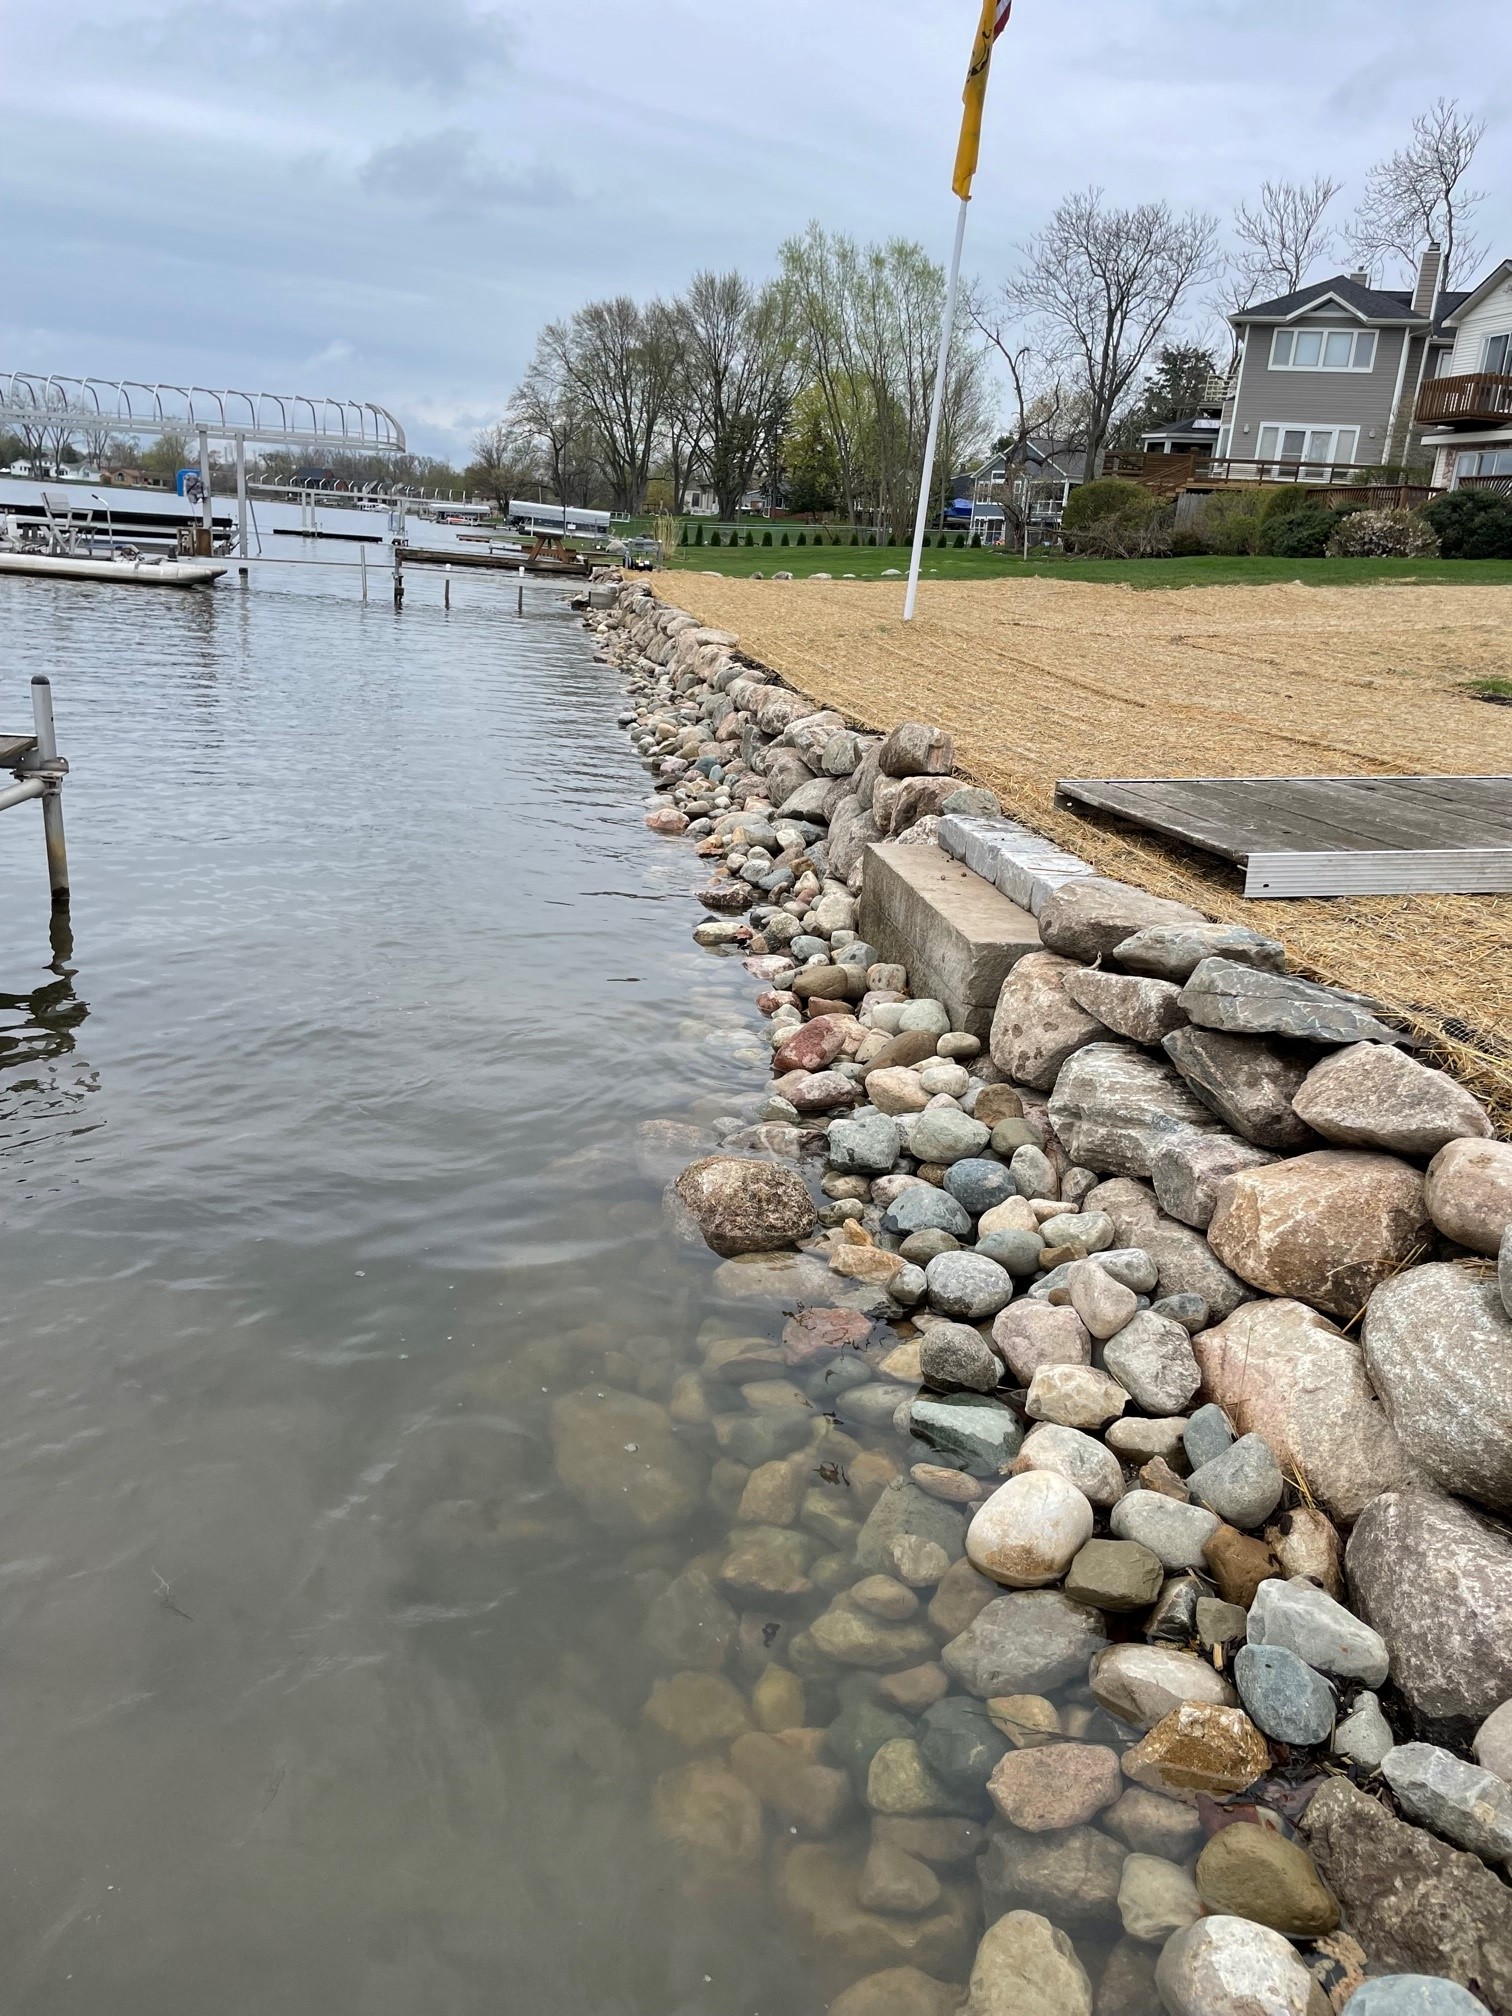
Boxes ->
[0,500,226,588]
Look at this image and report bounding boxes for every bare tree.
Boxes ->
[967,297,1069,549]
[678,270,798,522]
[1005,188,1218,478]
[647,298,700,514]
[468,420,538,512]
[1232,176,1341,296]
[539,296,671,514]
[508,354,592,506]
[1348,97,1486,287]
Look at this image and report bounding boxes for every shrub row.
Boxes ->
[1063,480,1512,562]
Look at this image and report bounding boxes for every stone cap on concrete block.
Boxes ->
[859,842,1041,1041]
[937,813,1094,918]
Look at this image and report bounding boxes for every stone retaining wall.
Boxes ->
[582,576,1512,2016]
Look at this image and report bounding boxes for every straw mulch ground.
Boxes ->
[658,572,1512,1125]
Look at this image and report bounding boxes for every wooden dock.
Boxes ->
[1054,774,1512,898]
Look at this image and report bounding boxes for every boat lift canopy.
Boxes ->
[0,374,405,452]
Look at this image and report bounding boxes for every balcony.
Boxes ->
[1415,372,1512,427]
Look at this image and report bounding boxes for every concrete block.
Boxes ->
[858,841,1041,1039]
[937,813,1093,918]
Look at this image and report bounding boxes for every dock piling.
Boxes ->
[392,541,404,610]
[444,565,451,611]
[30,675,69,910]
[517,565,525,616]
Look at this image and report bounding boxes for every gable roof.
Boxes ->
[1233,274,1472,333]
[1442,261,1512,326]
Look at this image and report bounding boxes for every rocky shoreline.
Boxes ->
[577,575,1512,2016]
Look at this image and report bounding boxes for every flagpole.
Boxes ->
[903,195,969,623]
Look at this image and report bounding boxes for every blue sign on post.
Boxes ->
[176,469,205,502]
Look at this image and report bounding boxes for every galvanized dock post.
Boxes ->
[392,540,404,610]
[444,564,451,611]
[235,430,249,581]
[517,565,525,616]
[31,675,69,909]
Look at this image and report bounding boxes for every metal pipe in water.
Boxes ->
[31,674,69,908]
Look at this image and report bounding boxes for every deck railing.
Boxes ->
[1415,372,1512,426]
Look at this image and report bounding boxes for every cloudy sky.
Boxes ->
[3,0,1508,459]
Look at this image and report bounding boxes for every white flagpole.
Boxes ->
[903,194,970,622]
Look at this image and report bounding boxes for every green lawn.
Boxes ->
[664,546,1512,590]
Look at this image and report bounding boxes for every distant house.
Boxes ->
[1414,259,1512,490]
[963,438,1086,542]
[1139,411,1222,457]
[1217,246,1468,478]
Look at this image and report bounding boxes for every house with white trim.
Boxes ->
[1414,260,1512,491]
[1217,246,1469,480]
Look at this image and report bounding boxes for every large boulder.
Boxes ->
[1301,1777,1512,2013]
[962,1910,1092,2016]
[879,722,955,778]
[1206,1150,1428,1320]
[1363,1264,1512,1514]
[1082,1177,1250,1321]
[989,953,1105,1091]
[1036,878,1205,964]
[1161,1027,1318,1152]
[1046,1044,1220,1178]
[1111,922,1287,983]
[550,1389,704,1533]
[1424,1138,1512,1256]
[1346,1490,1512,1739]
[1292,1043,1493,1158]
[1062,966,1187,1046]
[1178,958,1400,1045]
[1192,1298,1408,1523]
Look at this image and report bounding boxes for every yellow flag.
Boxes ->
[952,0,1012,201]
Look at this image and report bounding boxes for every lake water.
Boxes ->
[0,562,819,2015]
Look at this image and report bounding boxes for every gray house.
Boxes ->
[1219,246,1468,478]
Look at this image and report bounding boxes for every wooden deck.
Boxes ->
[1,733,37,769]
[1054,775,1512,898]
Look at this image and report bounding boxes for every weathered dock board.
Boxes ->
[0,733,37,768]
[1054,775,1512,898]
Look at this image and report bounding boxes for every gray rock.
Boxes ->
[1145,1574,1203,1644]
[941,784,1001,819]
[943,1156,1016,1217]
[1348,1490,1512,1739]
[822,1688,916,1790]
[1048,1042,1222,1179]
[989,951,1107,1091]
[898,1228,961,1265]
[1197,1599,1250,1649]
[1036,877,1205,963]
[1152,1292,1210,1332]
[1109,1491,1221,1570]
[1162,1026,1319,1152]
[836,1383,921,1431]
[1363,1263,1512,1515]
[1096,1247,1161,1294]
[909,1395,1022,1476]
[1064,1537,1164,1611]
[991,1300,1091,1385]
[1292,1042,1494,1158]
[1009,1143,1058,1199]
[1103,1310,1202,1414]
[1155,1916,1326,2016]
[924,1251,1014,1322]
[975,1227,1045,1277]
[1063,966,1188,1046]
[1234,1643,1334,1746]
[908,1108,990,1166]
[884,1186,974,1239]
[1302,1777,1512,2013]
[828,1111,902,1174]
[1186,1433,1284,1530]
[1334,1691,1395,1771]
[919,1322,1003,1394]
[1502,1225,1512,1324]
[1345,1982,1492,2016]
[1183,1403,1235,1472]
[1082,1176,1251,1320]
[941,1589,1108,1698]
[1247,1576,1389,1688]
[1037,1208,1115,1253]
[878,721,953,778]
[1112,921,1288,983]
[890,1262,928,1309]
[1179,957,1400,1045]
[919,1694,1009,1797]
[979,1821,1126,1929]
[1382,1742,1512,1869]
[1475,1699,1512,1784]
[855,1480,967,1573]
[1425,1138,1512,1256]
[1150,1130,1280,1230]
[1014,1423,1126,1510]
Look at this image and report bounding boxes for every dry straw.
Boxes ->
[662,573,1512,1124]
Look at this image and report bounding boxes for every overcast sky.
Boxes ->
[3,0,1508,459]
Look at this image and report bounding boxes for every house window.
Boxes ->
[1269,327,1377,371]
[1482,332,1512,375]
[1255,425,1360,474]
[1459,449,1512,478]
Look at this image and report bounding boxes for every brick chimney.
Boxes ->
[1411,242,1443,317]
[1348,270,1369,286]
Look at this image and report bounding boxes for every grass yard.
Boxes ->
[655,568,1512,1121]
[664,546,1512,590]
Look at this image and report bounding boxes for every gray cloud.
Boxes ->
[141,0,514,98]
[358,129,569,212]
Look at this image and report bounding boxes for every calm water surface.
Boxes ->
[0,565,807,2014]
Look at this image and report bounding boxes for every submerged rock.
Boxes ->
[962,1907,1092,2016]
[550,1388,704,1533]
